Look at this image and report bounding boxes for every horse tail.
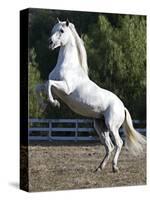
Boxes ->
[123,107,146,155]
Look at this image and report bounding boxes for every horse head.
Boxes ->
[48,19,71,50]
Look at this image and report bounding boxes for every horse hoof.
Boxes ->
[113,166,119,173]
[94,166,102,173]
[53,100,60,108]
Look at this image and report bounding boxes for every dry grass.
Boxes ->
[26,142,146,192]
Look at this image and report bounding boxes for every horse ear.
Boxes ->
[66,19,69,26]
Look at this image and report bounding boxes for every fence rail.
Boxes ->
[28,118,146,142]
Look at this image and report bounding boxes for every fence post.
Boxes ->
[75,119,78,142]
[28,120,32,139]
[49,120,52,141]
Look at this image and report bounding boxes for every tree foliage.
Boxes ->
[85,15,146,119]
[28,48,43,118]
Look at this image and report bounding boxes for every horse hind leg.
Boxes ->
[94,119,114,172]
[112,131,123,172]
[106,124,123,172]
[104,104,125,172]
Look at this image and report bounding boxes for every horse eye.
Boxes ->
[60,29,64,33]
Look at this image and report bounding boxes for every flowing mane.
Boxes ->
[69,23,88,75]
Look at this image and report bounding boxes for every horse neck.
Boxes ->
[56,38,80,69]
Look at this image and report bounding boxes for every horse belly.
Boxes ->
[68,100,100,117]
[61,91,102,118]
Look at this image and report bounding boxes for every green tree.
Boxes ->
[28,48,43,118]
[85,15,146,119]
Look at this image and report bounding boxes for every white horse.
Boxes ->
[37,19,146,172]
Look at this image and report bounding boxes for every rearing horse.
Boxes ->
[37,19,145,172]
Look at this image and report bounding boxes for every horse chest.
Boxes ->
[50,65,73,81]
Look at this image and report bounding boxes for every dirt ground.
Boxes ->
[26,142,146,192]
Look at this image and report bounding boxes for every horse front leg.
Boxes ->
[48,80,60,107]
[48,80,70,107]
